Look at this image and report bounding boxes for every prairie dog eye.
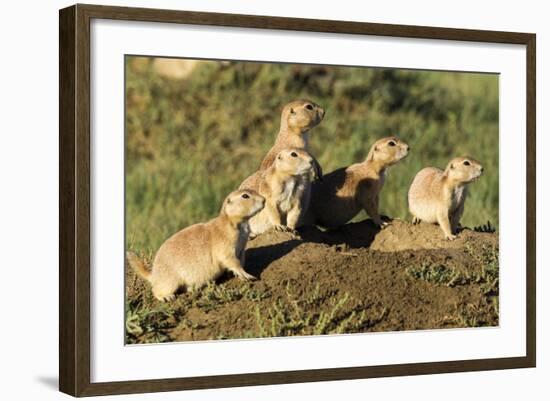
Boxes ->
[463,160,471,166]
[242,193,250,199]
[305,104,314,110]
[290,152,298,157]
[388,141,396,146]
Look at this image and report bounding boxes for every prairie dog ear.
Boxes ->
[226,197,232,204]
[374,146,379,152]
[450,163,455,170]
[289,107,295,114]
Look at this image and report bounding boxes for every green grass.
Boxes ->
[193,282,271,312]
[126,279,380,342]
[406,263,457,286]
[126,280,273,343]
[250,283,382,338]
[406,244,499,328]
[405,244,499,294]
[125,299,175,344]
[125,57,499,253]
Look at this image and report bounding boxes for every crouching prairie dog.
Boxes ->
[408,157,484,240]
[240,99,325,191]
[307,136,409,228]
[248,148,316,237]
[126,190,265,301]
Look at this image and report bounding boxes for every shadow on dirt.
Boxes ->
[245,239,303,277]
[243,218,383,278]
[299,219,382,249]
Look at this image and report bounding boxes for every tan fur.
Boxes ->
[239,170,262,192]
[408,157,484,240]
[126,190,265,301]
[249,148,315,237]
[239,99,325,191]
[307,137,409,228]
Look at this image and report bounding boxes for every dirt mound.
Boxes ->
[125,219,499,344]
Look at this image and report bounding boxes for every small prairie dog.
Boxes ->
[308,136,409,229]
[240,99,325,191]
[408,157,484,240]
[249,148,316,237]
[127,190,265,301]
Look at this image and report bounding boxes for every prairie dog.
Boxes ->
[307,136,409,228]
[408,157,484,240]
[127,190,265,301]
[240,99,325,191]
[249,148,316,237]
[260,99,325,170]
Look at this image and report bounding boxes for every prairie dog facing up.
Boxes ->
[249,148,316,237]
[307,136,409,229]
[260,99,325,170]
[408,157,484,240]
[240,99,325,191]
[127,190,265,301]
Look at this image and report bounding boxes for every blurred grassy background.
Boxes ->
[126,57,499,254]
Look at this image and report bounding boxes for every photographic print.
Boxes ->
[59,5,535,395]
[124,56,499,344]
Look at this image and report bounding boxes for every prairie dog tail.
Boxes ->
[126,251,151,282]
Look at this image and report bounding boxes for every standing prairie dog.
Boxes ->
[240,99,325,191]
[408,157,484,240]
[307,136,409,229]
[127,190,265,301]
[249,148,316,237]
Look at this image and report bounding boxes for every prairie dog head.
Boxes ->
[274,148,315,177]
[222,190,265,222]
[281,99,325,134]
[444,157,484,184]
[366,136,409,166]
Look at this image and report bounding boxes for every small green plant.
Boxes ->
[438,300,498,328]
[407,245,499,329]
[406,245,498,295]
[464,243,499,295]
[253,284,377,338]
[125,299,175,344]
[406,263,455,285]
[193,282,271,311]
